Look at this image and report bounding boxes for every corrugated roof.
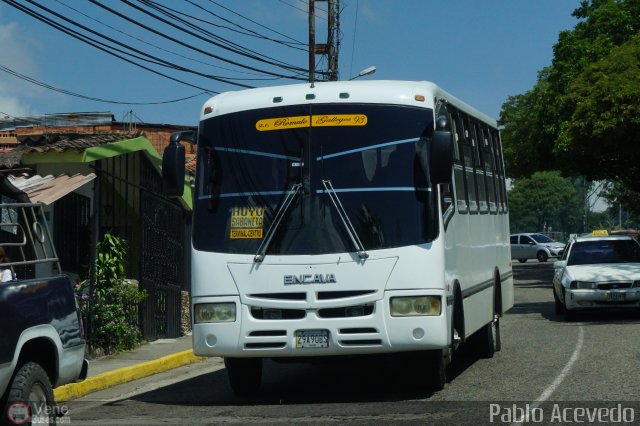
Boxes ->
[8,173,96,205]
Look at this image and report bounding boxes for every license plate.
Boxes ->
[607,291,626,301]
[295,330,329,348]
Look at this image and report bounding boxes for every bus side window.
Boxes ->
[481,125,498,214]
[470,121,488,214]
[462,116,478,214]
[451,112,468,214]
[491,129,508,213]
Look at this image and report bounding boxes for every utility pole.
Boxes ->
[308,0,340,83]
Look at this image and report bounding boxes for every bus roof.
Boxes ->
[200,80,498,127]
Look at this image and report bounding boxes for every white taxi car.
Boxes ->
[552,235,640,320]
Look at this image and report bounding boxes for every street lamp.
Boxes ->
[349,65,376,80]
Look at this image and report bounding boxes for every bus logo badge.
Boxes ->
[284,274,336,285]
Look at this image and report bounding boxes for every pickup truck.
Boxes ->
[0,201,88,424]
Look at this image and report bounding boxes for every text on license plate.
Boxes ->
[295,330,329,348]
[607,291,626,301]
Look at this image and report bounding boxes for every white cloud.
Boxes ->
[0,20,43,117]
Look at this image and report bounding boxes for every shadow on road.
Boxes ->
[115,349,488,407]
[510,293,640,325]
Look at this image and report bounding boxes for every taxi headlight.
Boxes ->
[570,281,596,290]
[390,296,441,317]
[194,303,236,323]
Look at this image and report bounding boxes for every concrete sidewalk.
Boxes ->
[54,335,206,401]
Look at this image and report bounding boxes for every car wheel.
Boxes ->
[562,291,577,321]
[564,308,577,322]
[224,357,262,397]
[7,362,55,425]
[553,288,565,314]
[518,259,527,263]
[537,251,548,262]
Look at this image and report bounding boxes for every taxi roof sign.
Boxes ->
[591,229,609,236]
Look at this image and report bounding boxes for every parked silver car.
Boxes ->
[510,233,566,263]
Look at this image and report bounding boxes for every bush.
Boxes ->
[77,233,146,354]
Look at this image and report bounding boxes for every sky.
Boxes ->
[0,0,582,127]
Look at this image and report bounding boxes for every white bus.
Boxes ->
[163,80,513,395]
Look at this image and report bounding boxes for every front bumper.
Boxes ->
[565,288,640,310]
[192,291,449,358]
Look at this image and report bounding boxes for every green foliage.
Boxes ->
[557,33,640,189]
[77,233,146,354]
[508,171,581,234]
[500,0,640,192]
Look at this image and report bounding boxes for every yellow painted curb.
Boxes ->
[54,349,205,402]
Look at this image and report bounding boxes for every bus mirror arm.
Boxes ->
[162,131,195,197]
[430,129,453,185]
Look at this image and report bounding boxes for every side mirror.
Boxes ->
[162,130,195,197]
[430,115,453,184]
[553,260,567,269]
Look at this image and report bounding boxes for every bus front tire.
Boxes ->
[224,357,262,397]
[425,349,447,391]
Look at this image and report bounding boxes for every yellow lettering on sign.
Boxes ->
[229,207,265,239]
[313,114,368,127]
[256,114,368,131]
[256,116,310,131]
[230,229,263,239]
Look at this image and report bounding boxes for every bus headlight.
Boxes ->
[194,303,236,323]
[390,296,441,317]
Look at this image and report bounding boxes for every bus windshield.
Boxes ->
[193,103,436,255]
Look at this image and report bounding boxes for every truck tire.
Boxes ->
[7,362,54,425]
[224,357,262,397]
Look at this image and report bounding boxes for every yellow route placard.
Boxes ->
[256,114,367,131]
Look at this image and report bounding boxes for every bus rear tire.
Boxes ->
[224,357,262,397]
[470,315,498,359]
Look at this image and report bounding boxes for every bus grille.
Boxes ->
[317,303,374,318]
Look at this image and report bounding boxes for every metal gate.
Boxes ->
[139,160,185,339]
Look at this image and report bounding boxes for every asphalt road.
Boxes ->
[67,262,640,425]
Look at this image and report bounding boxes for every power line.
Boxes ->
[134,0,307,68]
[180,0,307,50]
[117,0,308,74]
[0,64,213,105]
[52,0,281,78]
[2,0,221,93]
[89,0,311,79]
[206,0,306,46]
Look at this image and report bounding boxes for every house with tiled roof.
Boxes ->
[0,114,195,340]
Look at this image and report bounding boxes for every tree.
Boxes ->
[557,32,640,190]
[508,171,581,234]
[500,0,640,186]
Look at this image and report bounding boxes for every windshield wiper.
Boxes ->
[254,183,302,263]
[322,179,369,260]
